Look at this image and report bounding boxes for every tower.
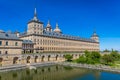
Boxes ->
[27,8,44,35]
[91,31,99,42]
[54,22,62,34]
[45,20,52,32]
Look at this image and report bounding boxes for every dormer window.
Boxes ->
[5,34,9,37]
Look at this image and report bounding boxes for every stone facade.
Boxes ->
[0,53,82,66]
[19,8,100,53]
[22,40,34,54]
[0,31,22,55]
[0,8,100,67]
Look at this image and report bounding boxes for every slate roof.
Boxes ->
[43,31,96,42]
[23,40,34,44]
[0,31,22,41]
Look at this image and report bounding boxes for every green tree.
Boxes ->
[101,54,114,65]
[103,49,110,52]
[90,51,101,63]
[84,51,101,64]
[84,50,91,57]
[86,57,95,64]
[82,51,101,64]
[64,54,73,62]
[110,51,120,61]
[76,56,86,63]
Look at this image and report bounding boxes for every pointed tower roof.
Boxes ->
[46,20,51,28]
[91,31,99,37]
[28,8,43,24]
[33,8,38,21]
[54,22,62,33]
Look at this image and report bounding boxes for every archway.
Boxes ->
[48,55,51,61]
[63,55,65,58]
[27,56,31,63]
[56,55,58,61]
[0,58,3,66]
[41,56,45,62]
[35,56,38,63]
[13,57,18,64]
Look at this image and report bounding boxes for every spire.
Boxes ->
[46,20,51,27]
[33,8,38,21]
[48,20,50,24]
[92,29,99,37]
[28,7,43,24]
[56,22,59,29]
[34,8,37,17]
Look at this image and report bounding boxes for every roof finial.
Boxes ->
[56,22,59,29]
[46,19,51,28]
[48,20,50,24]
[91,28,99,37]
[34,8,37,17]
[93,27,96,33]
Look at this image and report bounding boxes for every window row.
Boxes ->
[0,51,8,54]
[0,41,18,46]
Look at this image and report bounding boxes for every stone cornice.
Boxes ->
[20,34,99,44]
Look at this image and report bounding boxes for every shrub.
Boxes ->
[76,56,86,63]
[64,54,73,62]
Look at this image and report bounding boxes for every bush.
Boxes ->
[64,54,73,62]
[86,58,95,64]
[110,51,120,61]
[90,51,101,63]
[84,50,91,57]
[101,54,114,65]
[76,56,86,63]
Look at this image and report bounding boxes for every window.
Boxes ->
[5,51,8,54]
[15,42,18,46]
[6,41,8,46]
[0,41,2,45]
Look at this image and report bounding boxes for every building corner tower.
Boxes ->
[27,8,44,35]
[91,31,99,42]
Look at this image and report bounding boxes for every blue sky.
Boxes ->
[0,0,120,51]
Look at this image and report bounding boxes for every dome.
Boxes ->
[54,23,62,33]
[54,28,61,33]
